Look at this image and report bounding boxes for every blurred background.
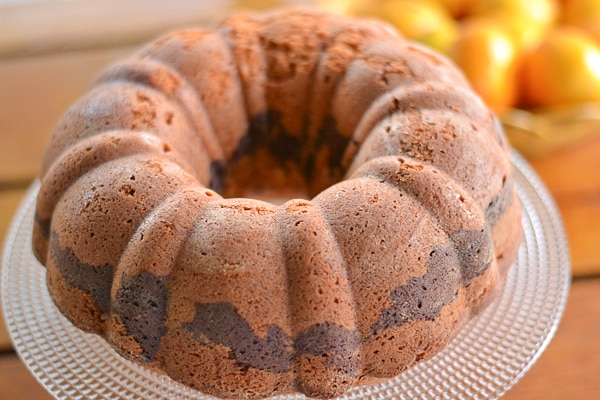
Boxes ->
[0,0,599,398]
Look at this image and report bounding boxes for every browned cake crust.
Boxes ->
[32,9,522,399]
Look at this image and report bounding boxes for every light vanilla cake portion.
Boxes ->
[32,9,522,399]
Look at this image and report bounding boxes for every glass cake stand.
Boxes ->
[1,150,571,400]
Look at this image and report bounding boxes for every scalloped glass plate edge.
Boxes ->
[1,150,571,399]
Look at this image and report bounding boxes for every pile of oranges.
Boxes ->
[319,0,600,116]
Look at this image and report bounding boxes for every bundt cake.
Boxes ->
[32,9,523,399]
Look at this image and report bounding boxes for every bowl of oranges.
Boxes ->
[317,0,600,158]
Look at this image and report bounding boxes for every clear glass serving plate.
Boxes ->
[1,150,571,399]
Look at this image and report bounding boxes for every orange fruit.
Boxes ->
[450,20,519,113]
[520,27,600,107]
[359,0,459,54]
[470,0,558,49]
[562,0,600,43]
[470,0,558,27]
[436,0,477,18]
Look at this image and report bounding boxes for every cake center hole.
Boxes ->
[208,111,350,203]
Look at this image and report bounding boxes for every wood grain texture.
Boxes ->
[0,0,232,58]
[0,306,11,353]
[0,354,53,400]
[503,279,600,399]
[0,188,28,352]
[530,133,600,277]
[0,47,133,183]
[0,188,28,256]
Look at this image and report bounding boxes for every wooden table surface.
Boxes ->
[1,1,599,398]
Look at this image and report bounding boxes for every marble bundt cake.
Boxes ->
[32,9,522,399]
